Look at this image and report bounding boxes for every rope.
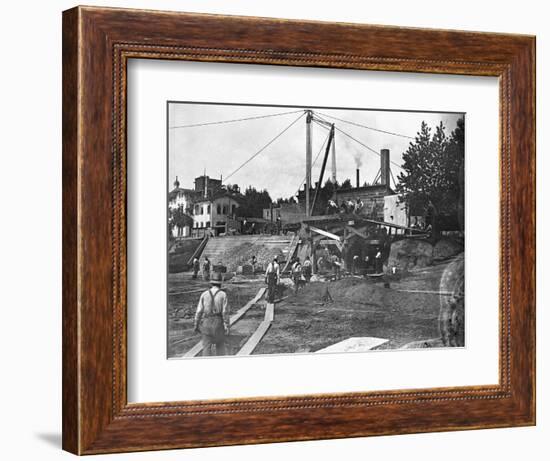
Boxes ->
[332,125,404,171]
[169,109,304,129]
[315,111,415,140]
[224,112,306,182]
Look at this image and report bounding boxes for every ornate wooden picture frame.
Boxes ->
[62,6,535,455]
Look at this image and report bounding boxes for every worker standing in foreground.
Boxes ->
[193,272,230,356]
[265,256,280,303]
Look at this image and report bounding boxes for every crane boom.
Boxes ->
[310,123,335,215]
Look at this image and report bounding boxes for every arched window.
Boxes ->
[217,204,221,214]
[207,205,211,214]
[222,205,228,215]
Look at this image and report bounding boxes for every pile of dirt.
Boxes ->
[387,239,434,271]
[433,238,463,260]
[292,278,385,305]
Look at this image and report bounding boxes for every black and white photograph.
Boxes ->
[167,102,465,358]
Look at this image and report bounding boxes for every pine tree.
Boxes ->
[236,186,273,218]
[396,118,464,236]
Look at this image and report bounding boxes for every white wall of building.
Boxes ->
[193,197,239,233]
[168,190,192,211]
[193,201,212,229]
[384,194,408,227]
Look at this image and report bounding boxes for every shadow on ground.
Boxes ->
[36,432,61,448]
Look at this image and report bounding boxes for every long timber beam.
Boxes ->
[309,226,342,242]
[237,302,275,356]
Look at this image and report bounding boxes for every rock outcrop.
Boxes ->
[387,239,434,271]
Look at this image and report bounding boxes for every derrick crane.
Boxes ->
[305,112,336,216]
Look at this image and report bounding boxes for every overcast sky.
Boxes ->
[168,103,463,201]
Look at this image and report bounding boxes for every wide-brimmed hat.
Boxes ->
[210,272,223,286]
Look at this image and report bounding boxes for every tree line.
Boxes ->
[396,116,464,235]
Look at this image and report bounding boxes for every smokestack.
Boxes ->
[356,169,360,188]
[380,149,390,186]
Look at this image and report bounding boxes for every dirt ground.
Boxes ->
[168,259,455,357]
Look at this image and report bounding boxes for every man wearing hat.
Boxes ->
[265,256,280,303]
[193,272,230,356]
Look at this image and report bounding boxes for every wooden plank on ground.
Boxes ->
[236,301,275,356]
[395,289,453,296]
[182,287,266,358]
[316,337,389,353]
[230,287,267,324]
[236,320,272,356]
[265,302,274,322]
[183,341,204,357]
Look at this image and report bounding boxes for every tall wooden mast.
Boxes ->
[305,110,313,217]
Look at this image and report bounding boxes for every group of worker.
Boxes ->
[290,256,312,293]
[316,248,384,277]
[191,247,386,357]
[351,250,384,275]
[191,256,213,281]
[193,252,318,356]
[190,254,282,357]
[264,254,312,301]
[241,216,283,235]
[326,197,365,215]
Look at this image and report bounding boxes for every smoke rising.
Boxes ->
[340,134,363,168]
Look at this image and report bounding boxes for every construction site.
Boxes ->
[168,105,465,358]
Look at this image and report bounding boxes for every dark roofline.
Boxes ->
[335,184,393,193]
[168,187,196,200]
[297,183,393,197]
[169,187,194,194]
[194,191,245,204]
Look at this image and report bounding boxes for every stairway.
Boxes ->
[200,234,295,272]
[168,238,203,273]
